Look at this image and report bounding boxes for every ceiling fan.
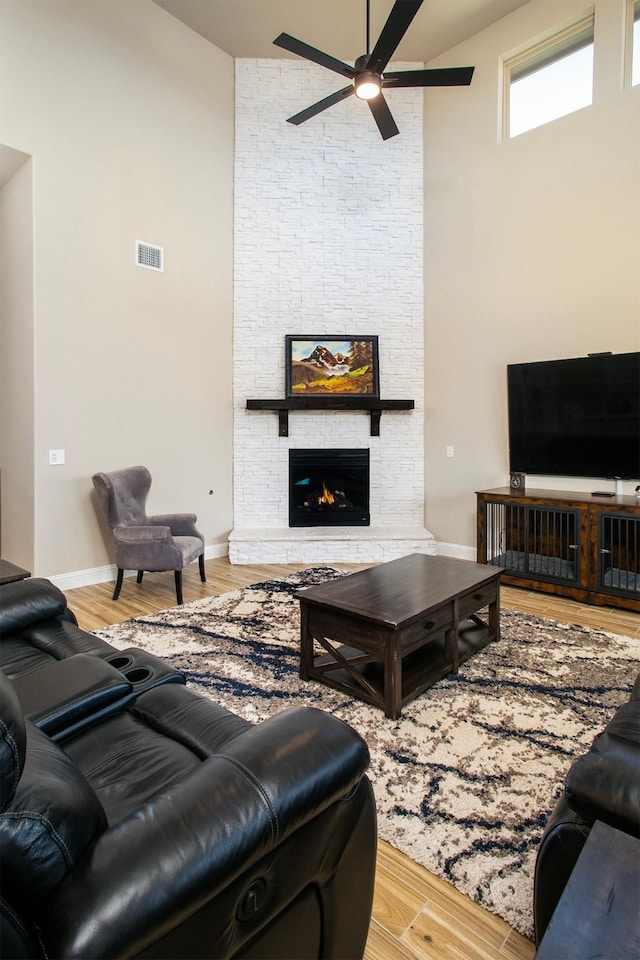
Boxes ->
[273,0,475,141]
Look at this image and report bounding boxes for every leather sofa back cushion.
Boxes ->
[0,578,67,634]
[0,722,107,908]
[565,698,640,837]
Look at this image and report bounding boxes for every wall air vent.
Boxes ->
[136,241,163,272]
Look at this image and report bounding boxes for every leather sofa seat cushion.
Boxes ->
[0,721,107,909]
[63,685,253,826]
[565,698,640,837]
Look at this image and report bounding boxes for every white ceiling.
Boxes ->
[152,0,528,63]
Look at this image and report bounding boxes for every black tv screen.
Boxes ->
[507,352,640,480]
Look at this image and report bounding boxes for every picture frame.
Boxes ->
[285,336,380,399]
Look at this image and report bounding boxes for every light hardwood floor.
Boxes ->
[64,558,640,960]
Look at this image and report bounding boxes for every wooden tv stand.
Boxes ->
[476,488,640,612]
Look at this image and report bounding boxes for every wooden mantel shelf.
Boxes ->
[246,398,414,437]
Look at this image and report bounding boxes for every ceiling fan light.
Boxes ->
[354,73,381,100]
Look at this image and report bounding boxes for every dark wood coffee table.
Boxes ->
[295,553,503,719]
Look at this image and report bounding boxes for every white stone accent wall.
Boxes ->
[231,58,435,563]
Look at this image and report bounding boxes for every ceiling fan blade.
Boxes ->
[383,66,475,88]
[274,33,357,79]
[367,93,399,140]
[367,0,424,75]
[286,85,355,126]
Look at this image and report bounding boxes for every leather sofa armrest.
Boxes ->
[565,699,640,837]
[0,578,68,634]
[533,795,591,944]
[42,707,371,958]
[11,654,132,738]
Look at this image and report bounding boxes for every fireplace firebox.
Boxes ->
[289,449,370,527]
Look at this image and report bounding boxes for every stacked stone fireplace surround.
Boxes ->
[229,58,435,564]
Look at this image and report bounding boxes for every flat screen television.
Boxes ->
[507,352,640,480]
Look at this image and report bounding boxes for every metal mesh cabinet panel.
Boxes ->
[526,506,579,582]
[483,500,580,584]
[598,513,640,597]
[483,501,526,571]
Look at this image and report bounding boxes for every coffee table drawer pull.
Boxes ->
[404,606,451,645]
[458,584,495,620]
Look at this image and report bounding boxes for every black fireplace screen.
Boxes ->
[289,449,370,527]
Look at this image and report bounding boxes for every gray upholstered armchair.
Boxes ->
[92,465,205,605]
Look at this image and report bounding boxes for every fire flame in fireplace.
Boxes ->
[319,482,335,506]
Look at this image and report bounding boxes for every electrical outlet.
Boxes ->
[446,446,455,458]
[49,449,66,465]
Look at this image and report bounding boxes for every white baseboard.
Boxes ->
[46,540,474,590]
[434,541,476,562]
[49,563,119,592]
[47,543,229,592]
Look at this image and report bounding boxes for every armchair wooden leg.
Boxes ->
[198,554,206,583]
[174,570,184,605]
[113,569,124,601]
[137,571,144,584]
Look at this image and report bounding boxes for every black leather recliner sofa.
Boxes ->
[0,578,377,959]
[533,673,640,945]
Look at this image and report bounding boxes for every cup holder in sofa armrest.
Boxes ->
[104,647,186,694]
[125,666,153,684]
[106,654,134,672]
[12,654,133,738]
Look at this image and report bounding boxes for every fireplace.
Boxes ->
[289,449,370,527]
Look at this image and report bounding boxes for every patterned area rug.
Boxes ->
[95,567,639,939]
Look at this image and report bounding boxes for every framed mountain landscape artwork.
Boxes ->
[285,336,380,399]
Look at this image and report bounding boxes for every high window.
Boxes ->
[503,17,595,139]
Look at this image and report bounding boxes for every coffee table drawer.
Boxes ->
[458,581,497,620]
[402,604,451,652]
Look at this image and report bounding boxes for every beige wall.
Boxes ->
[423,0,640,551]
[0,0,234,579]
[1,0,638,577]
[0,153,34,569]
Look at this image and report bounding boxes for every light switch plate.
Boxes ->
[49,449,66,465]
